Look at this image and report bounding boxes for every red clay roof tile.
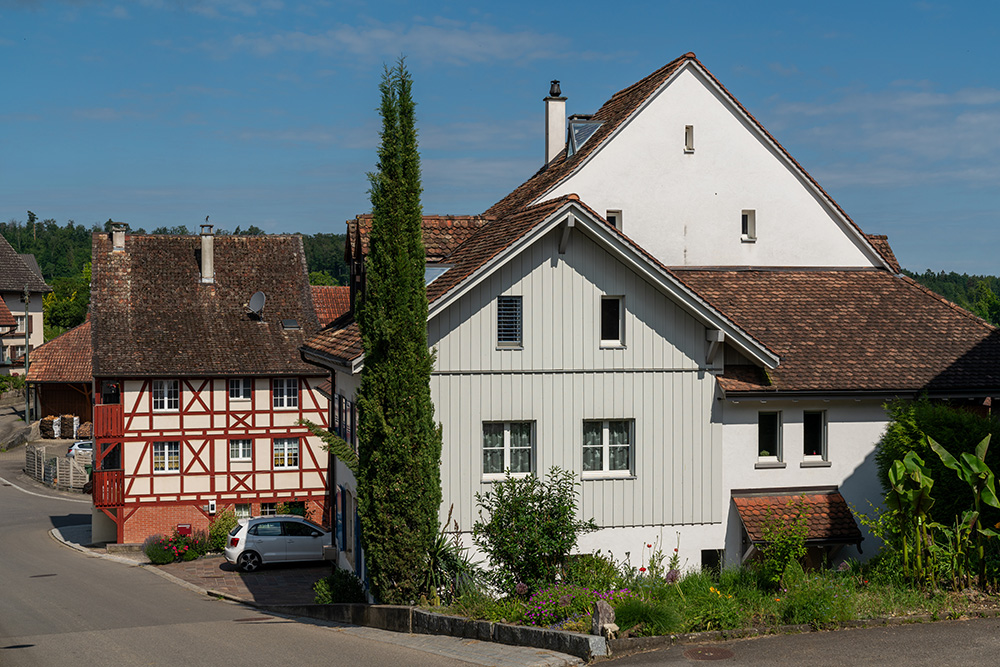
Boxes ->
[733,490,862,544]
[26,320,92,383]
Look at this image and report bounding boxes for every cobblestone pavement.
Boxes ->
[158,554,329,605]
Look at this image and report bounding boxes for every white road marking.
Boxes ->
[0,475,91,503]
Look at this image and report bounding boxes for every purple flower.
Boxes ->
[665,568,680,584]
[515,582,529,596]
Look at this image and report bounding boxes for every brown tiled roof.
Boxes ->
[865,235,901,273]
[676,268,1000,394]
[0,298,14,329]
[733,490,863,544]
[26,320,92,383]
[91,233,322,377]
[484,54,897,271]
[346,214,490,263]
[304,197,576,365]
[312,286,351,325]
[0,235,50,293]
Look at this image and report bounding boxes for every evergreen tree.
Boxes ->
[355,61,442,604]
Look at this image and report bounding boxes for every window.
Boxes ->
[11,345,25,361]
[582,419,633,477]
[758,411,782,460]
[260,502,277,516]
[482,421,534,478]
[684,124,695,152]
[229,439,252,461]
[235,503,251,518]
[273,378,298,408]
[229,378,252,401]
[606,210,623,230]
[15,315,25,334]
[741,209,756,242]
[153,441,180,472]
[600,296,624,347]
[273,437,299,469]
[803,410,827,459]
[497,296,522,348]
[152,380,179,411]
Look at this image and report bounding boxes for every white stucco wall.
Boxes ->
[543,66,881,269]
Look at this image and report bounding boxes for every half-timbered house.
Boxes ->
[89,224,330,544]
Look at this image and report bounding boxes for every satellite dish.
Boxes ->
[248,291,266,317]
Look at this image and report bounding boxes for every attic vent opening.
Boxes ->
[281,319,299,330]
[567,115,603,157]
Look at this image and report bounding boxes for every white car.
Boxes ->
[66,440,93,458]
[224,515,332,572]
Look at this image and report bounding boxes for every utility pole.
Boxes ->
[23,286,30,423]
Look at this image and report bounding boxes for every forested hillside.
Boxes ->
[1,215,347,339]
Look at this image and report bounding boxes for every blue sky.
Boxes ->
[2,1,998,274]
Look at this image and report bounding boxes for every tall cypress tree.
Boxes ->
[356,60,442,604]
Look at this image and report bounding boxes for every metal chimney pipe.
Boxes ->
[200,223,214,284]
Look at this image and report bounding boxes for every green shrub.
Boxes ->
[422,510,483,605]
[314,568,367,604]
[144,535,177,564]
[208,507,238,552]
[563,551,621,591]
[757,498,809,586]
[614,598,681,636]
[472,467,597,592]
[876,399,1000,527]
[779,562,854,628]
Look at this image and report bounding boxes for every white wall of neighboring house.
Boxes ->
[330,370,362,573]
[1,291,44,373]
[542,65,881,269]
[721,399,889,566]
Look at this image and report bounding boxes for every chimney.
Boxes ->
[200,223,214,284]
[544,80,566,165]
[111,222,127,252]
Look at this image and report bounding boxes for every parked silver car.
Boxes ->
[224,515,331,572]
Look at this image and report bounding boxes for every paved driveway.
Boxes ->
[159,554,329,605]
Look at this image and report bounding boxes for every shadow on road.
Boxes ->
[49,513,91,529]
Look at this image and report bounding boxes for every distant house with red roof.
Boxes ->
[304,54,1000,572]
[0,234,51,375]
[25,318,93,421]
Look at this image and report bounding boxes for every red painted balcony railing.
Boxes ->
[94,404,123,439]
[92,469,124,508]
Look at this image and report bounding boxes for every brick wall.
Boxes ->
[121,497,330,544]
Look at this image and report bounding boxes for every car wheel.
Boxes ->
[237,551,262,573]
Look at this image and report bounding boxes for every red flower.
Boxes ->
[674,548,678,552]
[639,567,647,573]
[647,543,652,548]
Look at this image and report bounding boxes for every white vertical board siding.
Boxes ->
[428,227,720,532]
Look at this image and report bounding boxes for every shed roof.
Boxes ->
[26,319,92,383]
[732,490,863,545]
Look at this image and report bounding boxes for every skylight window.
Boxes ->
[567,118,603,157]
[424,265,450,285]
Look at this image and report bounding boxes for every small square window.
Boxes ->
[229,378,252,401]
[582,419,633,477]
[153,441,180,472]
[273,378,298,409]
[152,380,179,411]
[600,296,624,347]
[497,296,522,348]
[741,210,757,242]
[804,411,827,459]
[684,125,695,152]
[229,438,252,461]
[606,210,623,230]
[758,411,782,460]
[235,503,252,518]
[273,437,299,469]
[260,502,277,516]
[482,421,534,479]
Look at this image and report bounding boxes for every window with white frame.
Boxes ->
[741,210,757,242]
[803,410,827,460]
[482,421,533,478]
[15,315,25,334]
[229,438,252,461]
[758,411,782,460]
[229,378,252,401]
[152,380,179,411]
[600,296,624,347]
[273,437,299,469]
[583,419,633,477]
[684,124,695,152]
[273,378,298,408]
[235,503,252,518]
[497,296,523,348]
[11,345,25,361]
[606,210,623,230]
[153,441,180,472]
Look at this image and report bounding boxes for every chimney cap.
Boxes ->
[200,223,214,235]
[548,80,562,97]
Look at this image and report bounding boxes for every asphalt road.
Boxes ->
[0,463,486,667]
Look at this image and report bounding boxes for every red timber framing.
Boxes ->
[92,375,330,543]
